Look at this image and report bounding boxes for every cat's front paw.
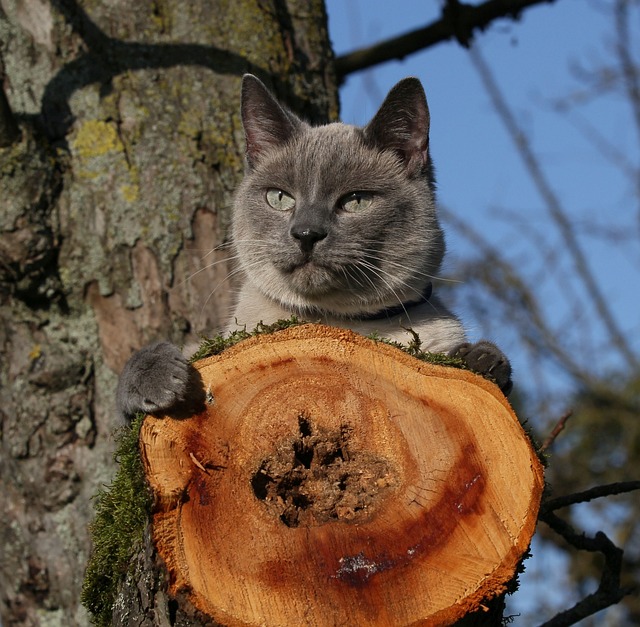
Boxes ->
[116,341,192,420]
[450,341,513,395]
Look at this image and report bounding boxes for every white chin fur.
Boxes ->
[258,277,421,317]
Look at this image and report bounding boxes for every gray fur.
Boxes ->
[116,75,512,421]
[231,75,458,348]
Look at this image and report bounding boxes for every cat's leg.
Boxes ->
[116,342,201,421]
[449,341,513,395]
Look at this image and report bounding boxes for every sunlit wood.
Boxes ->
[140,324,544,626]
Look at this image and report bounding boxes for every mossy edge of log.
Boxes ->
[81,414,151,627]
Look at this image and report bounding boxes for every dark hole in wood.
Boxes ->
[251,414,397,527]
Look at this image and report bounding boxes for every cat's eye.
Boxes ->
[339,191,374,212]
[266,188,295,211]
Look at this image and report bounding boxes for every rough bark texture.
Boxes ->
[0,1,337,625]
[112,525,220,627]
[137,325,544,627]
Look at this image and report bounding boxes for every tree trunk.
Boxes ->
[134,324,544,627]
[0,1,337,624]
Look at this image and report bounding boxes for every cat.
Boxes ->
[116,75,512,420]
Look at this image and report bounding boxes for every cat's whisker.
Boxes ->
[198,258,265,317]
[181,245,231,253]
[232,239,280,246]
[182,241,284,288]
[342,265,369,291]
[178,255,242,288]
[357,258,442,317]
[341,260,368,286]
[198,241,235,261]
[356,259,425,303]
[359,248,460,284]
[353,260,413,315]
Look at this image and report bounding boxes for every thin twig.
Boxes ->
[542,480,640,513]
[614,0,640,209]
[615,0,640,151]
[539,410,573,453]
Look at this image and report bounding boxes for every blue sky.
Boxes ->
[326,0,639,409]
[326,2,637,623]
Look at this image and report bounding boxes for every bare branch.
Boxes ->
[538,512,631,627]
[614,0,640,207]
[536,481,640,624]
[542,481,640,513]
[614,0,640,148]
[335,0,559,80]
[562,109,639,188]
[468,46,640,371]
[539,410,573,453]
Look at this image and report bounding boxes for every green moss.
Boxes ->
[365,328,467,370]
[190,317,305,362]
[191,317,469,372]
[81,415,151,627]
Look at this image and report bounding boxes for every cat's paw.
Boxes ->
[449,341,513,395]
[116,341,191,420]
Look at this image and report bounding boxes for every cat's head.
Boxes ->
[232,74,445,317]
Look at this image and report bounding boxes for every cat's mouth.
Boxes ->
[282,258,339,296]
[280,252,322,273]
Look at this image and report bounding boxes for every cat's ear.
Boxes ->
[364,77,430,173]
[241,75,301,168]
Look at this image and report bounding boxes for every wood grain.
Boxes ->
[140,324,544,626]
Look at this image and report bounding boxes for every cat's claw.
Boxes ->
[116,341,191,420]
[450,341,513,395]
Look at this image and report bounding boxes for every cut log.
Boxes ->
[139,324,544,627]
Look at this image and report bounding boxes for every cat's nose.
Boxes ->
[290,226,327,253]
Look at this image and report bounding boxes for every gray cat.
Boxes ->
[116,75,511,420]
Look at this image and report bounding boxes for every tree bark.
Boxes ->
[0,1,337,625]
[136,324,544,627]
